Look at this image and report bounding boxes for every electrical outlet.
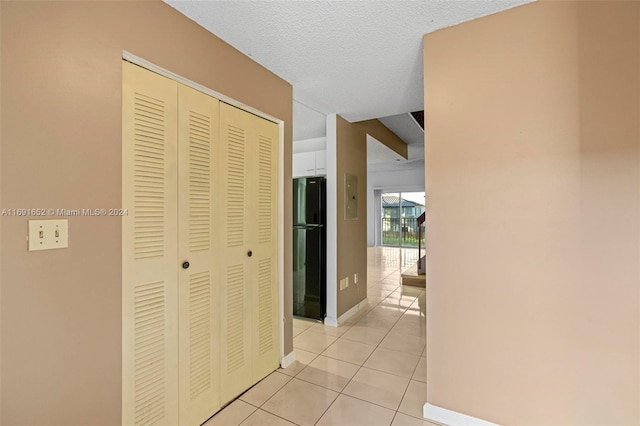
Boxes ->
[354,273,358,284]
[28,219,68,251]
[339,277,350,291]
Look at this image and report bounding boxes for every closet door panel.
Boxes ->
[122,61,179,426]
[251,118,280,382]
[177,84,220,426]
[218,103,253,403]
[124,62,281,422]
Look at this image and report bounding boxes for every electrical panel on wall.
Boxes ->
[345,173,358,220]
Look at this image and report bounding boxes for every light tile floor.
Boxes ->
[205,247,436,426]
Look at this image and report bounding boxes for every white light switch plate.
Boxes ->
[28,219,68,251]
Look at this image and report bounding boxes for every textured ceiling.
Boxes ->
[165,0,530,121]
[165,0,532,166]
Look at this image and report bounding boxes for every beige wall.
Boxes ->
[355,119,408,159]
[336,115,368,317]
[0,1,292,424]
[423,1,639,424]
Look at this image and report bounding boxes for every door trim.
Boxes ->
[123,51,281,125]
[122,50,286,370]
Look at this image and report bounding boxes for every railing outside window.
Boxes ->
[381,217,424,246]
[381,192,425,247]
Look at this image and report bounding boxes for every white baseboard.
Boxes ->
[324,317,338,327]
[343,298,369,322]
[325,298,368,327]
[423,403,500,426]
[280,351,296,369]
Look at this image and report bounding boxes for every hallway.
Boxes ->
[205,247,434,426]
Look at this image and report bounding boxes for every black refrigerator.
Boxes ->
[293,177,326,320]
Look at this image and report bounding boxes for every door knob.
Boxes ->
[182,261,190,269]
[247,250,253,257]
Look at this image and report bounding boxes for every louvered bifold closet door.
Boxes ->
[218,103,280,402]
[249,114,279,383]
[218,103,254,403]
[177,84,220,426]
[122,62,179,426]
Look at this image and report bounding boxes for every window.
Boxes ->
[381,192,425,247]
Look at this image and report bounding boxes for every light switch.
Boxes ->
[28,219,68,251]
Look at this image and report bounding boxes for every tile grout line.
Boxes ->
[237,247,423,426]
[310,268,413,425]
[293,301,424,424]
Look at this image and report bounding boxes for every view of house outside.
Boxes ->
[381,192,425,247]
